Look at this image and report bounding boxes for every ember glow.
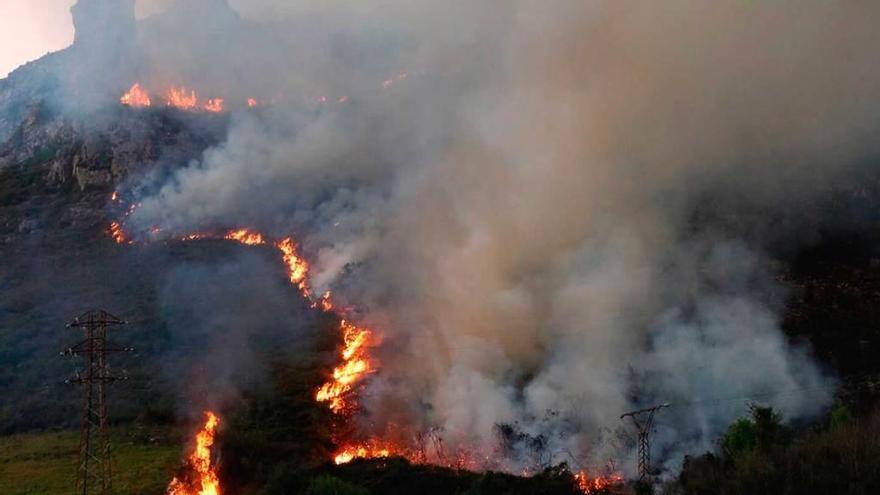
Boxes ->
[120,82,151,108]
[319,291,333,312]
[166,411,221,495]
[109,221,129,244]
[181,233,208,241]
[247,98,258,108]
[203,98,224,113]
[574,470,624,494]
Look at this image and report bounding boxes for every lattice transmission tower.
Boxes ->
[621,403,669,481]
[63,309,132,495]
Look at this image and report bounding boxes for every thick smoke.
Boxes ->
[158,249,318,417]
[123,0,880,473]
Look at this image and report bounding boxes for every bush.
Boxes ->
[673,406,880,495]
[721,418,756,457]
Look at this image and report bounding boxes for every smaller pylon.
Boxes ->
[621,403,669,481]
[63,309,132,495]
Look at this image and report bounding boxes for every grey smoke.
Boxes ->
[120,0,880,474]
[158,249,318,416]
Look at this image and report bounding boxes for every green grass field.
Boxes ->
[0,427,181,495]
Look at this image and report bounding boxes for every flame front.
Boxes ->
[275,237,311,295]
[109,63,633,481]
[224,228,264,245]
[315,319,374,414]
[167,87,199,110]
[121,83,151,108]
[333,442,392,465]
[167,411,221,495]
[111,223,619,479]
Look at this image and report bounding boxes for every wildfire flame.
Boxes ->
[224,228,264,245]
[333,442,392,465]
[574,470,624,494]
[108,222,620,485]
[275,237,311,295]
[167,411,221,495]
[167,87,199,110]
[315,319,374,414]
[203,98,225,113]
[122,68,414,113]
[109,221,130,244]
[120,82,152,108]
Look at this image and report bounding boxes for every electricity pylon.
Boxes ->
[63,310,132,495]
[621,403,669,481]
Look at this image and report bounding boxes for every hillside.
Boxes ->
[3,2,880,494]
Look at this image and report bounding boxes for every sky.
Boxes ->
[0,0,402,78]
[0,0,181,78]
[0,0,76,78]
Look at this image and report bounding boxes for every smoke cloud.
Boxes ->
[120,0,880,473]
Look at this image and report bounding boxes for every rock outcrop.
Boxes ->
[70,0,136,49]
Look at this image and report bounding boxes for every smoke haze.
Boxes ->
[109,0,880,473]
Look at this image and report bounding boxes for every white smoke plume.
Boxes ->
[123,0,880,474]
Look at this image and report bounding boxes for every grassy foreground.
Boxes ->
[0,427,181,495]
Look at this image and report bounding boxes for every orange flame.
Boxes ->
[114,225,386,467]
[275,237,311,295]
[121,83,151,108]
[315,319,374,414]
[109,221,129,244]
[115,224,620,483]
[247,98,258,108]
[224,228,264,245]
[167,87,199,110]
[333,442,392,465]
[574,470,624,494]
[203,98,224,113]
[167,411,221,495]
[268,236,376,414]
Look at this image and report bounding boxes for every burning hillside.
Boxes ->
[107,216,623,492]
[120,83,228,112]
[95,0,880,488]
[5,0,880,494]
